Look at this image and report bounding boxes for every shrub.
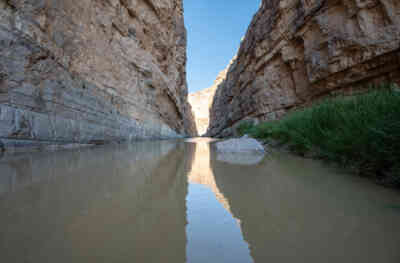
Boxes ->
[236,121,257,137]
[246,84,400,185]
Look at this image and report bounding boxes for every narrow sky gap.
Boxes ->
[184,1,260,93]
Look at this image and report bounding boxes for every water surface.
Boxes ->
[0,138,399,262]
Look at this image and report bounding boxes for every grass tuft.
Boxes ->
[238,84,400,186]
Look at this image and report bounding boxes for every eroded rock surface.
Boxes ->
[188,67,229,136]
[213,136,265,165]
[208,0,400,137]
[214,136,265,153]
[0,0,195,148]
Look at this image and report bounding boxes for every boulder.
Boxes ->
[214,136,265,153]
[216,151,265,166]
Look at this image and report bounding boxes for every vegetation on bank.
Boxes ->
[238,84,400,186]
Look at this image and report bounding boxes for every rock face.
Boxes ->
[188,67,228,136]
[214,135,266,166]
[188,87,216,136]
[207,0,400,137]
[0,0,195,148]
[214,136,265,153]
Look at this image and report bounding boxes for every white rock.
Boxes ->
[214,137,265,153]
[216,152,265,165]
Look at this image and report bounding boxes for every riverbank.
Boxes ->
[237,85,400,187]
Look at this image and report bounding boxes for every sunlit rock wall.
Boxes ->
[208,0,400,137]
[188,67,229,136]
[0,0,196,148]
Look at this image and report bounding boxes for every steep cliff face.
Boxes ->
[0,0,195,148]
[208,0,400,137]
[188,67,228,136]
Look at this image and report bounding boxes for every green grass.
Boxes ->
[238,84,400,186]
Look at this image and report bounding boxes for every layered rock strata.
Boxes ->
[188,67,228,135]
[0,0,195,149]
[208,0,400,137]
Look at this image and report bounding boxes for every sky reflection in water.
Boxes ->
[0,139,399,263]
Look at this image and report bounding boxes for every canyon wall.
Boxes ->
[188,67,228,135]
[0,0,195,149]
[207,0,400,137]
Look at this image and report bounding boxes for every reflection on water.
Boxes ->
[216,151,265,166]
[0,141,190,263]
[211,151,400,263]
[0,138,399,262]
[186,139,252,263]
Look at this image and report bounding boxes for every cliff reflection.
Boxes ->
[185,139,252,263]
[210,151,400,263]
[187,139,232,214]
[0,141,194,263]
[1,140,399,263]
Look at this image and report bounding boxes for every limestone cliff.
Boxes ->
[0,0,195,149]
[208,0,400,137]
[188,67,228,136]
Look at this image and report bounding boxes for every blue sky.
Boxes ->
[184,1,260,93]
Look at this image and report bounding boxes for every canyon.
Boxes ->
[1,2,400,262]
[1,139,400,262]
[0,0,195,150]
[205,0,400,137]
[1,0,400,145]
[188,66,229,136]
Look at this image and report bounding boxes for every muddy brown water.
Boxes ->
[0,138,399,263]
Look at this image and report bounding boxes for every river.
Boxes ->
[0,138,399,262]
